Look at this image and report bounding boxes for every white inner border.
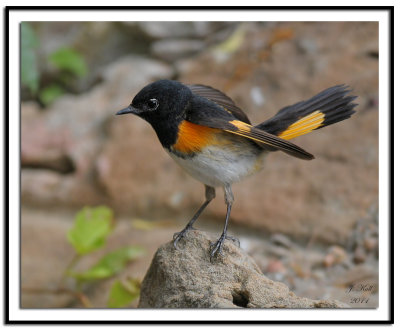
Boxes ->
[7,8,390,323]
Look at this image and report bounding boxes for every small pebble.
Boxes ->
[353,246,367,264]
[266,259,287,274]
[250,86,265,106]
[270,233,292,249]
[324,245,347,267]
[363,237,378,252]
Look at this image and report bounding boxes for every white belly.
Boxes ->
[168,145,264,187]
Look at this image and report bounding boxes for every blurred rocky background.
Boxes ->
[21,21,378,308]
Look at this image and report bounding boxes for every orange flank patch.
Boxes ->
[172,120,219,154]
[278,110,325,140]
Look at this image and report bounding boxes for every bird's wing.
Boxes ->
[186,102,314,160]
[187,84,251,124]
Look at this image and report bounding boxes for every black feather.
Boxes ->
[257,85,357,136]
[188,84,251,124]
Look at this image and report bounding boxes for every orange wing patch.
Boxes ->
[229,120,251,133]
[225,119,314,160]
[172,120,219,154]
[278,110,325,140]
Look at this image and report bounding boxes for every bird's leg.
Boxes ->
[210,184,239,259]
[173,185,215,248]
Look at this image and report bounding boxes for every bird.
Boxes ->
[116,79,357,259]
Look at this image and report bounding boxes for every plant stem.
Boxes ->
[58,253,81,288]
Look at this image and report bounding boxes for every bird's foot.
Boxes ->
[210,234,240,260]
[173,225,195,249]
[210,235,225,259]
[225,235,240,247]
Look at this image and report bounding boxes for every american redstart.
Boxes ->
[116,80,357,258]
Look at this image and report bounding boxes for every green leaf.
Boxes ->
[67,206,114,255]
[49,47,88,77]
[38,84,64,106]
[21,22,39,94]
[107,278,140,308]
[70,246,145,280]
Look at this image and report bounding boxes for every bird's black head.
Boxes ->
[116,80,191,122]
[116,80,192,148]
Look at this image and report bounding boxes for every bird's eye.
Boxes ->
[147,98,159,110]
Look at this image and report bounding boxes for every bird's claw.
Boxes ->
[210,234,240,260]
[173,226,195,249]
[210,234,226,260]
[226,235,240,247]
[210,240,223,260]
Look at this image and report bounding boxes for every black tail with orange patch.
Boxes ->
[256,85,357,140]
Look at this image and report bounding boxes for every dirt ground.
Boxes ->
[21,205,378,308]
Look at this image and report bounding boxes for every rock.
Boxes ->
[266,259,287,274]
[363,237,378,252]
[21,207,77,308]
[270,233,293,249]
[21,55,173,208]
[347,208,379,263]
[353,246,367,264]
[334,264,378,288]
[323,245,348,267]
[138,22,201,39]
[21,169,103,207]
[21,102,74,173]
[138,230,347,308]
[296,38,318,55]
[137,21,231,39]
[250,86,266,106]
[151,39,205,62]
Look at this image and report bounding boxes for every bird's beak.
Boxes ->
[116,105,137,116]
